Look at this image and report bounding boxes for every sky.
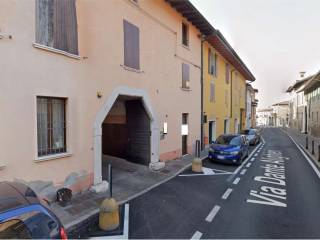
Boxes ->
[191,0,320,108]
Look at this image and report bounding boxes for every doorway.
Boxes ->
[209,120,216,143]
[182,113,189,155]
[101,96,151,180]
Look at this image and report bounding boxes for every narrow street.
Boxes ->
[129,128,320,239]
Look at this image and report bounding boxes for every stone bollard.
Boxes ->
[312,140,315,155]
[192,158,202,173]
[306,137,309,149]
[99,198,120,231]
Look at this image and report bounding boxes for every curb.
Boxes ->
[280,128,320,171]
[65,153,207,231]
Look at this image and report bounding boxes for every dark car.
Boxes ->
[240,128,261,145]
[209,134,249,165]
[0,181,67,239]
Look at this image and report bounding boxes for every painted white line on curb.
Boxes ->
[222,188,233,200]
[233,177,241,185]
[191,231,203,240]
[285,131,320,179]
[240,169,247,175]
[205,205,221,222]
[246,163,251,168]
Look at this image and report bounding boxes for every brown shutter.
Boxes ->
[124,20,140,69]
[53,0,78,55]
[182,63,190,88]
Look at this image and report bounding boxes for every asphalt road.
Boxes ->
[129,128,320,239]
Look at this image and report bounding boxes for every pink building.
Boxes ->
[0,0,216,193]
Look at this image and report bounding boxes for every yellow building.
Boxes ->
[203,31,255,145]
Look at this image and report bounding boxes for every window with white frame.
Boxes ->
[208,49,217,76]
[35,0,78,55]
[37,97,66,157]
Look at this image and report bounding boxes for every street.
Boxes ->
[129,128,320,239]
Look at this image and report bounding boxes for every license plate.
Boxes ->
[217,155,225,160]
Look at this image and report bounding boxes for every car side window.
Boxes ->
[0,210,60,239]
[0,219,32,239]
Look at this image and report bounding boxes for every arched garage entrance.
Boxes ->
[93,86,160,185]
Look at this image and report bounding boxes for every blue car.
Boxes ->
[208,134,249,165]
[0,181,67,239]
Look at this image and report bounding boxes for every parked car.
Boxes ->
[0,181,67,239]
[240,128,261,145]
[209,134,249,165]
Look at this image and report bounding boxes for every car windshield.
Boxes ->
[215,136,241,146]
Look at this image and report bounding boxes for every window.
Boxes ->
[225,90,229,106]
[226,63,230,84]
[182,113,188,125]
[210,81,215,102]
[123,20,140,70]
[0,220,31,239]
[35,0,78,55]
[224,119,229,134]
[182,22,189,47]
[182,63,190,89]
[37,97,66,157]
[208,49,217,76]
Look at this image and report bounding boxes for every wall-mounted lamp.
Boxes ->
[97,91,102,98]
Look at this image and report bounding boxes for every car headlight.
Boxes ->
[230,151,239,155]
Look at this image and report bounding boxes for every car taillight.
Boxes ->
[60,227,68,240]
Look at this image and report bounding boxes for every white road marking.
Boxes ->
[231,142,262,177]
[250,158,255,162]
[246,163,252,168]
[240,169,247,175]
[285,132,320,179]
[191,231,203,240]
[222,188,233,199]
[205,205,221,222]
[233,177,241,185]
[254,153,258,157]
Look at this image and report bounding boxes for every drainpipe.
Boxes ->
[230,69,236,119]
[200,36,205,150]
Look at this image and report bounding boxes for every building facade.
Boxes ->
[0,0,218,192]
[203,31,255,145]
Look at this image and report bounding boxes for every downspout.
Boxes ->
[200,36,205,150]
[230,69,236,119]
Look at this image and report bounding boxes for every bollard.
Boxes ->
[192,140,202,172]
[318,145,320,162]
[192,158,202,173]
[312,140,315,155]
[306,137,309,149]
[99,198,120,231]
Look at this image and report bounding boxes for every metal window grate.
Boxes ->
[37,97,66,157]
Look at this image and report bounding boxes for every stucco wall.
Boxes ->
[0,0,201,185]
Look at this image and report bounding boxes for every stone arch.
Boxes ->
[93,86,160,185]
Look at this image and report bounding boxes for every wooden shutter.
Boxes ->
[208,49,211,74]
[53,0,78,55]
[182,63,190,88]
[210,81,215,102]
[124,20,140,70]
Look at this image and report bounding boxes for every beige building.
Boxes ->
[0,0,216,192]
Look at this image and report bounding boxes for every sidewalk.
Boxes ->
[283,127,320,167]
[51,149,208,233]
